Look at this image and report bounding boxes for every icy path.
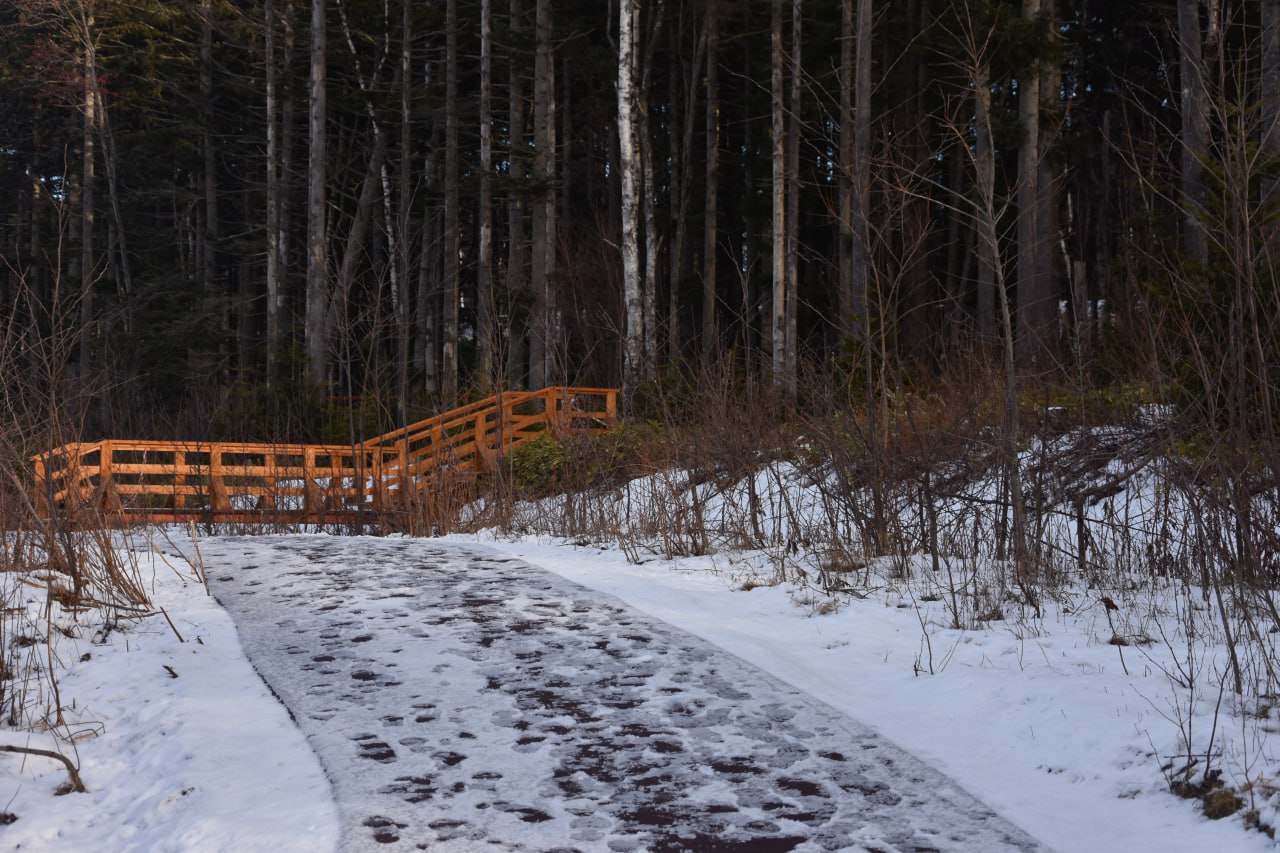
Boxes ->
[201,535,1043,852]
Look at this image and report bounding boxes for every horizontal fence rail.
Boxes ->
[32,387,617,524]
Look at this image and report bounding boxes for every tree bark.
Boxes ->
[975,61,995,340]
[618,0,643,396]
[305,0,329,387]
[639,0,664,381]
[1014,0,1045,370]
[529,0,554,388]
[79,2,96,378]
[701,0,720,363]
[838,0,853,342]
[849,0,872,344]
[442,0,460,406]
[1178,0,1209,266]
[506,0,528,388]
[396,0,412,419]
[200,0,218,303]
[265,0,281,386]
[784,0,801,396]
[770,0,786,387]
[477,0,495,386]
[1262,0,1280,205]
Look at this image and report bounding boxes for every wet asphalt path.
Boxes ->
[199,535,1043,853]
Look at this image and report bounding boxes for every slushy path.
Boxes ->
[201,535,1043,852]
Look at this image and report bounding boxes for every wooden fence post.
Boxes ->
[209,444,231,512]
[303,446,321,513]
[172,450,186,510]
[32,455,48,518]
[97,441,123,514]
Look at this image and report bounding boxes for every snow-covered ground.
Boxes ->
[2,528,1277,852]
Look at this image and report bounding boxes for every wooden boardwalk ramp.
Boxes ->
[31,387,617,526]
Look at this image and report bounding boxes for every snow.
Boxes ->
[0,539,339,852]
[455,534,1278,853]
[2,527,1277,851]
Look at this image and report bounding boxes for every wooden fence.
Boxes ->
[32,387,617,524]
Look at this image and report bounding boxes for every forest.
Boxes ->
[9,4,1280,835]
[0,0,1277,443]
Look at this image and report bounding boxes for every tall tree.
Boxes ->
[1178,0,1208,266]
[78,0,96,377]
[506,0,528,388]
[1014,0,1053,370]
[529,0,555,388]
[477,0,495,386]
[304,0,328,387]
[701,0,720,362]
[848,0,872,344]
[770,0,787,388]
[618,0,643,395]
[442,0,460,406]
[784,0,801,397]
[265,0,281,386]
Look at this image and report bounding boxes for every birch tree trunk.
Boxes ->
[305,0,329,386]
[618,0,643,395]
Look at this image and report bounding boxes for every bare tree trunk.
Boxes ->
[975,61,995,340]
[1014,0,1044,370]
[265,0,281,386]
[305,0,329,387]
[784,0,801,396]
[770,0,786,388]
[477,0,495,386]
[506,0,527,388]
[838,0,853,341]
[281,0,296,380]
[79,3,96,378]
[701,0,720,363]
[529,0,554,388]
[200,0,219,310]
[396,0,412,420]
[618,0,643,396]
[326,135,388,355]
[639,1,664,381]
[1262,0,1280,205]
[850,0,872,343]
[1178,0,1209,266]
[90,77,131,334]
[442,0,460,406]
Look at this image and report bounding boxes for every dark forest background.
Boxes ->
[1,0,1277,444]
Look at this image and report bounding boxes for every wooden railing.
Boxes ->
[32,386,617,523]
